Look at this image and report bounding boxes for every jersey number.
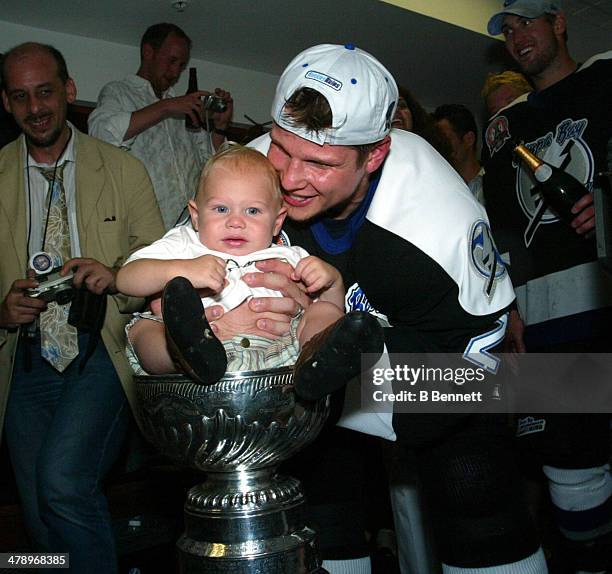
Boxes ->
[463,313,508,374]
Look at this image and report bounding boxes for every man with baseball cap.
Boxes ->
[487,0,562,37]
[482,2,612,572]
[236,43,547,574]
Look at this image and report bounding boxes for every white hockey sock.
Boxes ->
[543,464,612,540]
[322,556,371,574]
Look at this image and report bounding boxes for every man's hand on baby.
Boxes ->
[233,259,312,337]
[248,259,312,309]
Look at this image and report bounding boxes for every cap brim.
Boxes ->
[487,4,558,36]
[488,13,506,35]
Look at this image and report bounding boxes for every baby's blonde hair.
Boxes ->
[481,70,532,100]
[197,142,282,205]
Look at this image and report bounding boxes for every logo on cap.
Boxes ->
[305,70,343,91]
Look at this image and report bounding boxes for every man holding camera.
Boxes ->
[0,42,164,573]
[89,22,233,230]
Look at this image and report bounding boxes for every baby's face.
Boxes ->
[189,165,286,256]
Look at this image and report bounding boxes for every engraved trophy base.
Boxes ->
[135,368,330,574]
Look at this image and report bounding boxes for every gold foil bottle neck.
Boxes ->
[513,143,543,172]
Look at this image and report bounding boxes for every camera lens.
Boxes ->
[212,98,227,113]
[204,95,227,114]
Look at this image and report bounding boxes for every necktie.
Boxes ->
[37,164,78,372]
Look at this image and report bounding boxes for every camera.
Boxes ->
[27,272,74,305]
[26,251,74,305]
[203,95,227,114]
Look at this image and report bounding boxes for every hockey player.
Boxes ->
[213,43,548,574]
[483,1,612,571]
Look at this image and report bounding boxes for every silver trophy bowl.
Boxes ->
[136,366,330,573]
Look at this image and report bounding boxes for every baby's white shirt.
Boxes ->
[125,224,309,311]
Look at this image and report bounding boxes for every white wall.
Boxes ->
[0,20,279,126]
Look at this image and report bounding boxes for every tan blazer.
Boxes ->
[0,129,165,441]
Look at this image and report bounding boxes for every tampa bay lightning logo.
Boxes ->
[516,120,593,247]
[346,283,374,312]
[470,220,507,299]
[345,283,389,325]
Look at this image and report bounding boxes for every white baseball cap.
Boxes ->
[271,43,399,146]
[488,0,562,36]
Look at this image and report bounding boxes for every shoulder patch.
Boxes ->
[485,115,511,156]
[469,220,508,299]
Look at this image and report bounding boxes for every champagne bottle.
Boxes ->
[513,143,589,224]
[185,67,201,131]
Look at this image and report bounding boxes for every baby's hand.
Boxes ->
[189,255,227,293]
[292,256,341,295]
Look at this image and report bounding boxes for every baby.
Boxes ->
[116,144,383,399]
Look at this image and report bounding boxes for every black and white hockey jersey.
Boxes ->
[482,51,612,334]
[253,128,515,359]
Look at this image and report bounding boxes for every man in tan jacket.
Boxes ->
[0,42,164,573]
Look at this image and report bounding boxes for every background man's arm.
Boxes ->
[88,82,212,144]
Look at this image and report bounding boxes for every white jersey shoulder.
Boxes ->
[369,130,514,315]
[577,50,612,72]
[488,91,530,120]
[250,131,514,316]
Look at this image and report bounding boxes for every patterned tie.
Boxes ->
[37,164,78,372]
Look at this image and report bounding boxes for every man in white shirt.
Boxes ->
[89,23,233,229]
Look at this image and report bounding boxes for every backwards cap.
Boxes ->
[488,0,562,36]
[271,43,398,146]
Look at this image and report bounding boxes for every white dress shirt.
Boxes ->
[23,124,82,266]
[88,75,215,230]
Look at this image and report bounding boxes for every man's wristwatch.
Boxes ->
[214,128,229,137]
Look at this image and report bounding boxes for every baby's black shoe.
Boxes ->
[162,276,227,384]
[294,311,384,401]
